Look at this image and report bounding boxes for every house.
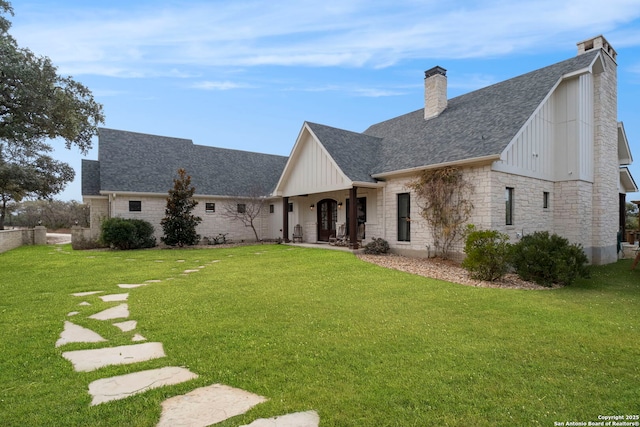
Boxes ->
[82,35,636,265]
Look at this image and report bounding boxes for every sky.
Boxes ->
[6,0,640,202]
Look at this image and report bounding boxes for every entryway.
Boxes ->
[317,199,337,242]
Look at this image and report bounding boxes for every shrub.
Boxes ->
[100,217,156,250]
[510,231,589,287]
[364,237,390,255]
[462,225,511,281]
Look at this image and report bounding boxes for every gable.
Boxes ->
[275,124,351,197]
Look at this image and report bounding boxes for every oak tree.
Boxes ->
[0,1,104,229]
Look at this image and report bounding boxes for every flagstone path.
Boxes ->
[56,255,320,426]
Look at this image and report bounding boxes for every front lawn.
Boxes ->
[0,244,638,426]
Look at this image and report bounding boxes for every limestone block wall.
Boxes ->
[0,227,47,254]
[86,197,109,240]
[381,165,491,258]
[110,195,267,243]
[590,51,619,264]
[490,171,555,241]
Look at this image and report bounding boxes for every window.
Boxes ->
[129,201,141,212]
[237,203,246,214]
[205,202,215,213]
[269,204,274,214]
[397,193,410,242]
[505,187,514,225]
[543,192,549,209]
[288,203,293,212]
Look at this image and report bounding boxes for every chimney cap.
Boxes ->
[425,66,447,79]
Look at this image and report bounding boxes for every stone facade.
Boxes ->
[590,45,619,264]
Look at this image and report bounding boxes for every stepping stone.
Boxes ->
[68,311,79,317]
[176,260,185,263]
[145,279,162,283]
[79,301,91,306]
[113,320,137,332]
[183,269,199,273]
[240,411,320,427]
[132,334,146,342]
[62,342,165,372]
[72,291,103,297]
[89,304,129,320]
[100,293,129,302]
[89,366,198,405]
[56,321,107,347]
[157,384,267,427]
[118,284,147,289]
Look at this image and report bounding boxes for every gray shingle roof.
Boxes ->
[364,50,600,175]
[85,50,602,196]
[81,159,100,196]
[94,128,288,197]
[306,122,382,183]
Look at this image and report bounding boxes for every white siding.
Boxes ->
[280,131,350,196]
[495,73,594,183]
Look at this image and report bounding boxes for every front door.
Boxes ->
[317,199,337,242]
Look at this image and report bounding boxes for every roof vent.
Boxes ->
[424,66,447,120]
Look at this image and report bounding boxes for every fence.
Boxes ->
[0,226,47,254]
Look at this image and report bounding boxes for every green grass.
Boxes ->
[0,244,638,426]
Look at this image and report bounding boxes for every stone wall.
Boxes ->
[0,226,47,254]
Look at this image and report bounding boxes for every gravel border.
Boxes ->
[357,254,558,290]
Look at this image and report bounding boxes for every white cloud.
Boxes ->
[9,0,640,78]
[190,81,253,90]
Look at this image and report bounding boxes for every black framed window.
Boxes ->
[288,203,293,212]
[129,201,141,212]
[269,204,274,214]
[205,202,215,213]
[237,203,246,214]
[397,193,410,242]
[506,187,514,225]
[543,192,549,209]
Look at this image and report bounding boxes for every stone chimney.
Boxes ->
[577,34,617,61]
[424,66,447,120]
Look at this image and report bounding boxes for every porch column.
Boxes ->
[282,197,289,242]
[349,186,358,249]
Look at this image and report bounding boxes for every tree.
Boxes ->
[407,167,474,258]
[221,192,266,242]
[161,168,202,247]
[0,1,104,229]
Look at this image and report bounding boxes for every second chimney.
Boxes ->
[424,66,447,120]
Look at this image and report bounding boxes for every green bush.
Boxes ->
[510,231,589,287]
[363,237,390,255]
[100,217,156,250]
[462,226,511,281]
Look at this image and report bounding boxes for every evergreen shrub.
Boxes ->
[363,237,390,255]
[462,225,511,281]
[510,231,589,286]
[100,217,156,250]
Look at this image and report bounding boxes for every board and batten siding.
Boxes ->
[279,131,350,197]
[494,73,594,183]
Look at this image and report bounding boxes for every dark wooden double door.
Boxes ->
[317,199,337,242]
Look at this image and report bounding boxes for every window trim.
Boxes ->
[505,187,514,225]
[397,193,411,242]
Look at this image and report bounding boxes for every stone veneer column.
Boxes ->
[590,44,619,264]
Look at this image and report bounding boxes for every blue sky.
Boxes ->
[7,0,640,201]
